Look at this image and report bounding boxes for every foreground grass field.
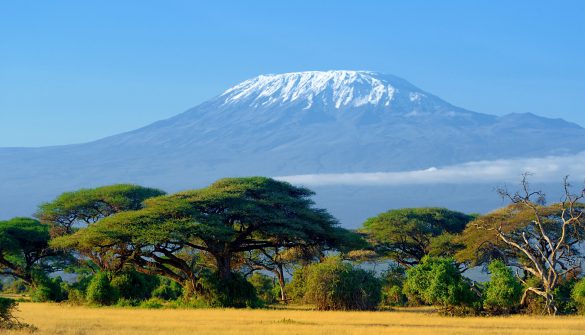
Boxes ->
[6,303,585,335]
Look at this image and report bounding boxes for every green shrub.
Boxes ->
[553,279,578,315]
[110,269,159,301]
[295,256,381,311]
[139,298,166,309]
[572,277,585,315]
[195,270,260,308]
[30,273,66,302]
[248,273,277,304]
[86,272,119,306]
[152,278,183,301]
[483,260,522,314]
[380,265,407,307]
[286,266,310,303]
[403,256,480,314]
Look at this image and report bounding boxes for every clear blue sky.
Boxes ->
[1,0,584,147]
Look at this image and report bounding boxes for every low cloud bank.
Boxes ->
[275,152,585,186]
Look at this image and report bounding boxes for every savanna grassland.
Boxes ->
[7,303,585,335]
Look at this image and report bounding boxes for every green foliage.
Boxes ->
[295,257,382,311]
[286,266,310,303]
[37,184,166,236]
[85,272,119,306]
[572,277,585,315]
[110,269,159,301]
[248,273,277,304]
[456,203,585,267]
[57,177,344,306]
[139,298,166,309]
[195,271,261,308]
[361,208,472,266]
[380,265,407,307]
[403,256,479,313]
[0,297,18,328]
[552,279,578,315]
[30,273,66,302]
[0,217,55,284]
[0,297,35,331]
[152,278,183,301]
[483,260,522,314]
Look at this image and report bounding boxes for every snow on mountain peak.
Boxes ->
[219,70,423,109]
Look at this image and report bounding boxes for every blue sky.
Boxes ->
[1,0,584,147]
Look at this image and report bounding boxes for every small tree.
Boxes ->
[403,256,479,314]
[0,217,63,286]
[361,208,472,267]
[483,260,522,314]
[86,272,119,306]
[296,256,381,311]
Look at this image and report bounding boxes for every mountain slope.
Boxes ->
[1,70,585,223]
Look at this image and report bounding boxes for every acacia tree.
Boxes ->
[52,177,347,300]
[361,208,473,267]
[457,176,585,315]
[38,184,165,272]
[0,218,62,285]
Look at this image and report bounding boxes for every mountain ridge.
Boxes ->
[1,70,585,224]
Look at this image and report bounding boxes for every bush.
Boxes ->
[152,278,183,301]
[380,265,407,307]
[110,269,159,301]
[572,277,585,315]
[293,256,381,311]
[139,298,165,309]
[0,297,35,331]
[86,272,119,306]
[287,266,310,303]
[403,256,480,314]
[30,273,66,302]
[248,273,277,304]
[483,260,522,314]
[195,270,261,308]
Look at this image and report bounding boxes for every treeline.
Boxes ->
[1,176,585,318]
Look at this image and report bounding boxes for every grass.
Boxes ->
[5,303,585,335]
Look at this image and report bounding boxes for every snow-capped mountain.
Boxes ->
[1,70,585,225]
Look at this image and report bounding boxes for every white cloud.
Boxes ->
[275,152,585,186]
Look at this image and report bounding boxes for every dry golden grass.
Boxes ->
[6,303,585,335]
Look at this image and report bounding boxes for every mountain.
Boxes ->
[1,70,585,225]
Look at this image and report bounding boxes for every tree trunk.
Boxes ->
[215,254,232,281]
[275,264,287,303]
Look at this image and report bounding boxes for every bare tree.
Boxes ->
[491,175,585,314]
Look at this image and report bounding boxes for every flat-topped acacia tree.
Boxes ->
[0,217,58,285]
[360,208,473,267]
[38,184,165,271]
[52,177,348,298]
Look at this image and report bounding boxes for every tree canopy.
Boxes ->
[52,177,351,302]
[0,217,57,284]
[361,208,473,266]
[37,184,165,236]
